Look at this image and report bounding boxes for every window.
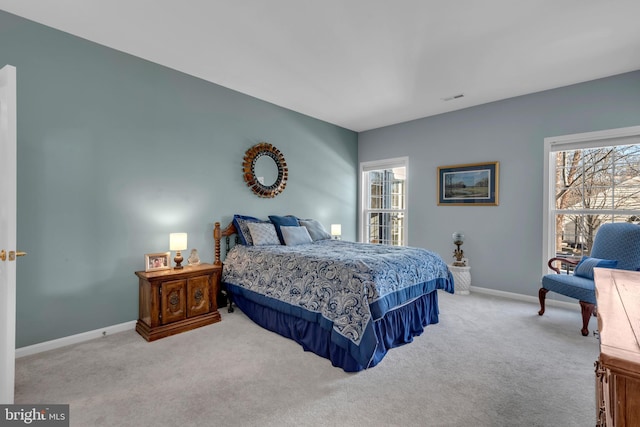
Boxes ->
[543,126,640,271]
[360,157,408,245]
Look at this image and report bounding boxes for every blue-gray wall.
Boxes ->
[0,11,358,347]
[359,70,640,298]
[4,8,639,347]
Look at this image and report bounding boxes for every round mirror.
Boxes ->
[242,142,288,198]
[254,155,279,187]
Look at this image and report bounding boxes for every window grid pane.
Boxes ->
[363,165,406,246]
[552,143,640,257]
[366,212,405,246]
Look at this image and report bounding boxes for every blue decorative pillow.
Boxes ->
[281,226,313,246]
[247,222,280,246]
[268,215,299,244]
[299,219,332,241]
[232,214,262,245]
[574,256,618,280]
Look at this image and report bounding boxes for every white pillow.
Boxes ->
[281,226,313,246]
[299,219,332,241]
[247,222,280,246]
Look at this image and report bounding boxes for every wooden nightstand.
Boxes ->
[135,263,222,341]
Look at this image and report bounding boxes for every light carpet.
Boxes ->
[15,291,599,427]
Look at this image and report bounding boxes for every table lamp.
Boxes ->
[331,224,342,240]
[170,232,188,269]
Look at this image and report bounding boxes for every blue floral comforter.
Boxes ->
[222,240,454,367]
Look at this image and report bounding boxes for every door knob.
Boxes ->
[0,250,27,261]
[8,251,26,261]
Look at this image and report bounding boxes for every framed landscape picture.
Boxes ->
[437,161,499,206]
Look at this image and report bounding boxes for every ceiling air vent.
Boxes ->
[441,93,465,101]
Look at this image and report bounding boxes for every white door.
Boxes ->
[0,64,17,404]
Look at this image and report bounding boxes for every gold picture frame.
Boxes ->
[437,161,499,206]
[145,252,171,272]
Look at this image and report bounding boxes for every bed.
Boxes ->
[213,217,454,372]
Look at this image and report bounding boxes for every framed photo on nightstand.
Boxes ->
[145,252,170,272]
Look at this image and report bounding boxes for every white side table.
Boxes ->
[449,264,471,295]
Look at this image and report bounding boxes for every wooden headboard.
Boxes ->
[213,221,237,266]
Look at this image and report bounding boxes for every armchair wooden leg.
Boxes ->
[538,288,549,316]
[579,301,595,336]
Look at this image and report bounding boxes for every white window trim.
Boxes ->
[359,156,409,244]
[542,125,640,276]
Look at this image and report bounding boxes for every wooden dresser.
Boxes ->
[135,263,222,341]
[594,267,640,426]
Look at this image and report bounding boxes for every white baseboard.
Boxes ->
[16,320,137,358]
[469,285,580,311]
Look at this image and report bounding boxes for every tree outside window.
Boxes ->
[553,144,640,258]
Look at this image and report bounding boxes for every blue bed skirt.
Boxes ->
[228,288,441,372]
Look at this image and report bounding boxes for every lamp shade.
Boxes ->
[169,233,188,251]
[331,224,342,236]
[452,232,464,243]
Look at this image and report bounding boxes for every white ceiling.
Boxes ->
[2,1,640,132]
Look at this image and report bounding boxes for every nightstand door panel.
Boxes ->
[161,280,186,324]
[187,275,210,317]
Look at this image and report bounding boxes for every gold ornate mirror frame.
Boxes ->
[242,142,288,198]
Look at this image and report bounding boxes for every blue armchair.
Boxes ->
[538,222,640,336]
